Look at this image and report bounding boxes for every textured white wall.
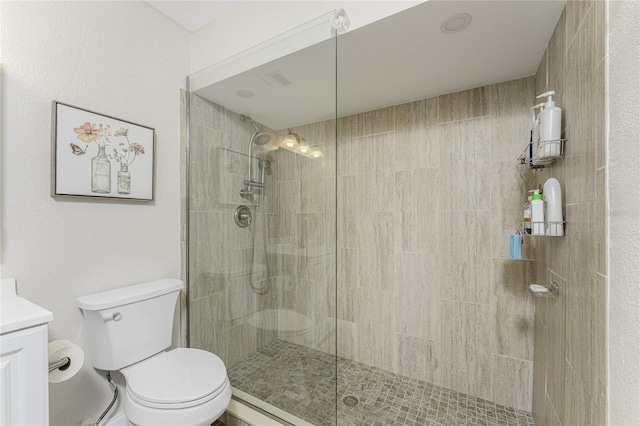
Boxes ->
[0,1,190,424]
[190,1,421,72]
[608,0,640,423]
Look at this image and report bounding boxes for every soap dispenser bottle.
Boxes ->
[523,195,532,235]
[530,189,545,236]
[543,178,563,236]
[536,90,562,158]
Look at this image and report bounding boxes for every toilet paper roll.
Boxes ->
[48,340,84,383]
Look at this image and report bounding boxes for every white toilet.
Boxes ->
[77,278,231,426]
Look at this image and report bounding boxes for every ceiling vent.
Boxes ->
[268,72,293,87]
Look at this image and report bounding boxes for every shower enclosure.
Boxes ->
[184,3,562,425]
[186,10,344,425]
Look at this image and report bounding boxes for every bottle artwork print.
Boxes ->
[70,122,145,195]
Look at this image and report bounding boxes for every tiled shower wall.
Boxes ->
[531,2,608,425]
[333,79,537,411]
[267,120,338,355]
[268,78,537,411]
[184,93,279,368]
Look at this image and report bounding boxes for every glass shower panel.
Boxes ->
[186,11,341,425]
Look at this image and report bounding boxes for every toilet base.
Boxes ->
[103,411,127,426]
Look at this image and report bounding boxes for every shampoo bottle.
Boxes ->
[543,178,563,236]
[536,91,562,159]
[530,189,545,236]
[523,195,532,235]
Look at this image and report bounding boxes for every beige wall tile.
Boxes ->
[337,248,356,322]
[545,394,563,426]
[357,106,394,137]
[355,211,394,291]
[337,319,358,360]
[356,133,395,212]
[595,274,607,387]
[395,168,438,254]
[564,6,598,204]
[564,362,598,426]
[337,175,357,249]
[227,321,258,368]
[535,48,548,96]
[440,211,491,305]
[353,287,395,371]
[546,270,566,424]
[532,319,547,425]
[565,0,594,49]
[595,62,607,170]
[565,202,599,400]
[491,77,536,162]
[597,168,607,275]
[394,253,439,340]
[440,117,491,211]
[491,259,535,360]
[394,333,439,384]
[491,355,533,411]
[438,86,489,123]
[547,9,566,120]
[394,98,440,170]
[440,299,492,400]
[337,115,358,177]
[189,212,228,301]
[190,292,228,364]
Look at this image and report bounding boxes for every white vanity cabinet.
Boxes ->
[0,278,53,425]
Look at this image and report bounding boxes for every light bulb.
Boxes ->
[283,134,296,148]
[312,151,322,158]
[299,145,309,154]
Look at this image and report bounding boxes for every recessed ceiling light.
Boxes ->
[440,13,472,34]
[236,89,255,99]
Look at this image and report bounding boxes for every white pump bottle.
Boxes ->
[536,91,562,158]
[543,178,563,236]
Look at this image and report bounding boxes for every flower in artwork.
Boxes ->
[109,128,145,167]
[73,122,102,143]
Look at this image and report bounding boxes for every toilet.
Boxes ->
[77,278,231,426]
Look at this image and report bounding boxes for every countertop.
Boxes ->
[1,278,53,335]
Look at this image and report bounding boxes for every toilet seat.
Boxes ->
[125,348,229,409]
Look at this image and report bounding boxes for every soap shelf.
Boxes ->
[529,282,559,298]
[518,139,565,169]
[522,220,566,237]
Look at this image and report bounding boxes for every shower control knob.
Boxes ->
[234,205,252,228]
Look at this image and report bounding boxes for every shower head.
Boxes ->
[251,131,272,146]
[240,114,272,145]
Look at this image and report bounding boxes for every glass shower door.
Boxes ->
[186,11,342,425]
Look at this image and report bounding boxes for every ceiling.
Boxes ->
[188,1,566,130]
[146,1,239,32]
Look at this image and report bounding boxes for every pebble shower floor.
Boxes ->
[228,340,535,426]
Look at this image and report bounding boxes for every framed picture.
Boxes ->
[51,101,155,201]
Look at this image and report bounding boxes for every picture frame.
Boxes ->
[51,101,155,201]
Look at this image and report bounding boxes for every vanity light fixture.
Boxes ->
[282,130,297,148]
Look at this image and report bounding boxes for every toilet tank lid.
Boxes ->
[77,278,183,311]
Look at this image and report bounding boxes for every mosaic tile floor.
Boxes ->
[228,340,535,426]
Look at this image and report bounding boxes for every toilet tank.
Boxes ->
[77,278,183,371]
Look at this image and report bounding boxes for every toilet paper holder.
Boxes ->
[48,357,71,373]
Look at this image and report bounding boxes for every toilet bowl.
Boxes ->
[121,349,231,426]
[77,279,230,426]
